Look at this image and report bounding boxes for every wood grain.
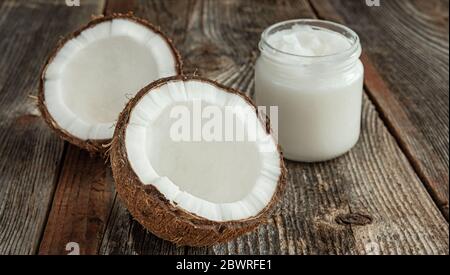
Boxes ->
[98,0,449,255]
[99,197,205,255]
[0,0,104,255]
[310,0,449,220]
[38,145,114,255]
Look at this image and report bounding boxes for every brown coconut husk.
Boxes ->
[110,75,287,247]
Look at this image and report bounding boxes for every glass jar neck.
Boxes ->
[258,19,362,76]
[259,46,361,76]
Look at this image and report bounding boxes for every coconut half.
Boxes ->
[38,14,182,152]
[111,75,286,246]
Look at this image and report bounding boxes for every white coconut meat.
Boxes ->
[125,79,282,222]
[43,18,179,140]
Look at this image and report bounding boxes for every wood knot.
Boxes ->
[184,44,235,74]
[335,213,373,226]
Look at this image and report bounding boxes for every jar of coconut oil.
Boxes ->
[255,19,364,162]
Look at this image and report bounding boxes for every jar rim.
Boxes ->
[259,19,361,63]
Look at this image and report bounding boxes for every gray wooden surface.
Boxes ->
[312,0,449,222]
[0,0,448,255]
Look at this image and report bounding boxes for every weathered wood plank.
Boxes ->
[38,145,114,255]
[310,0,449,220]
[99,0,449,255]
[0,0,104,255]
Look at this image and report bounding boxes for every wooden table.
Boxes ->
[0,0,448,255]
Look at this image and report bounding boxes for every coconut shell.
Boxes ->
[38,13,183,153]
[110,75,287,247]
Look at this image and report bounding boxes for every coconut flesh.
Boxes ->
[111,76,286,246]
[39,15,181,151]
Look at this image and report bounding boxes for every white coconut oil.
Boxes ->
[255,19,364,162]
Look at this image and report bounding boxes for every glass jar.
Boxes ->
[255,19,364,162]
